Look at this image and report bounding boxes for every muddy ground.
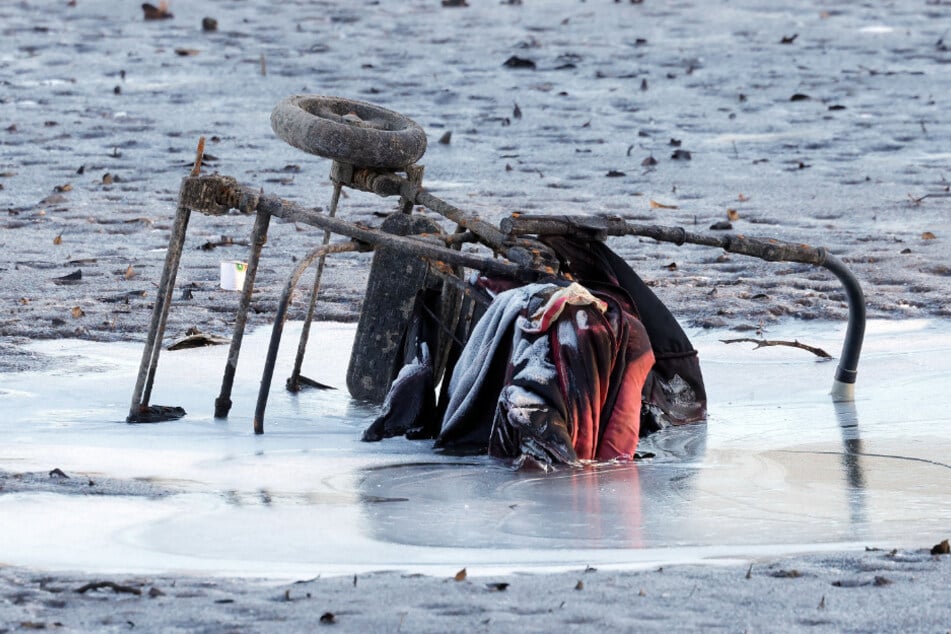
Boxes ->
[2,0,949,359]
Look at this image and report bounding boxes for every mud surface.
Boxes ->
[2,0,950,348]
[1,548,949,633]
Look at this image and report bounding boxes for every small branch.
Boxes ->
[720,337,832,359]
[75,581,143,595]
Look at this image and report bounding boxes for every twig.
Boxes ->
[190,136,206,177]
[75,581,142,595]
[720,337,832,359]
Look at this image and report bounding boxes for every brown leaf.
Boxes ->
[142,2,173,20]
[102,173,114,185]
[18,298,30,305]
[70,306,85,319]
[53,234,62,245]
[574,580,584,590]
[921,231,937,240]
[931,539,950,555]
[54,183,72,193]
[727,208,739,221]
[167,332,230,351]
[124,264,136,280]
[454,568,467,582]
[650,199,678,210]
[737,193,749,202]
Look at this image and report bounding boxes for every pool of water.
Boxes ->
[1,319,948,577]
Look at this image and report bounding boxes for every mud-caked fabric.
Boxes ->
[436,282,654,465]
[542,236,707,434]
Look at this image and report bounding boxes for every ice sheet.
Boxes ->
[0,320,949,578]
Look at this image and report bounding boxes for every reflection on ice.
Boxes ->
[0,320,949,577]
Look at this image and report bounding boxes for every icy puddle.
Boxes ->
[0,320,948,577]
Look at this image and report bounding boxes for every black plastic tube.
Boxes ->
[820,251,866,401]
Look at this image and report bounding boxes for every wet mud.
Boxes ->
[1,1,949,349]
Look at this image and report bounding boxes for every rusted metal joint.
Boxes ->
[344,166,403,197]
[179,175,260,216]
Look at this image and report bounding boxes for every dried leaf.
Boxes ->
[650,199,678,209]
[71,306,85,319]
[53,269,82,285]
[921,231,936,240]
[167,332,230,351]
[53,234,62,245]
[54,183,72,193]
[574,580,584,590]
[102,173,114,185]
[727,208,739,221]
[737,193,749,202]
[931,539,950,555]
[503,56,536,70]
[124,264,136,280]
[142,2,173,20]
[454,568,467,582]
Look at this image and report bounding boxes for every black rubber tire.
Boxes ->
[270,95,427,169]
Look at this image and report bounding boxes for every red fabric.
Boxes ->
[547,292,654,461]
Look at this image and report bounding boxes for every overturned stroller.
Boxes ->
[128,96,865,468]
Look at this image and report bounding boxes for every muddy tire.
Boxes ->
[270,95,427,169]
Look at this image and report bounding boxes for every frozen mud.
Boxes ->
[1,0,950,351]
